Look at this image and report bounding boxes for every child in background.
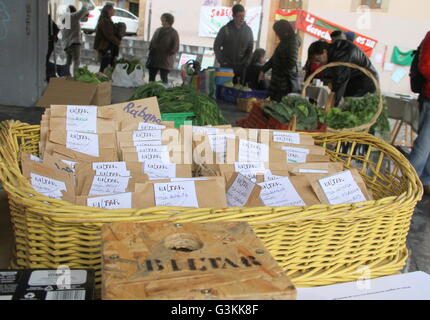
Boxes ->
[245,48,269,90]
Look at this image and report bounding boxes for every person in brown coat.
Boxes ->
[94,4,121,73]
[146,13,180,84]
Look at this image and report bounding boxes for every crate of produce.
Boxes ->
[215,67,234,85]
[217,85,269,105]
[0,120,422,293]
[161,112,196,128]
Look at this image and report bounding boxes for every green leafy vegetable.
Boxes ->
[74,66,109,84]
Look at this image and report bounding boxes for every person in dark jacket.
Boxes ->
[244,48,268,90]
[308,40,378,106]
[147,13,180,84]
[409,31,430,195]
[260,20,300,102]
[94,4,121,73]
[214,4,254,85]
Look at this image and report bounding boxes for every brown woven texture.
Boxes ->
[302,62,383,132]
[0,120,422,291]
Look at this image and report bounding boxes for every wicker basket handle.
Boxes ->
[301,62,383,133]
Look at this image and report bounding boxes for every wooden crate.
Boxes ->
[102,221,296,300]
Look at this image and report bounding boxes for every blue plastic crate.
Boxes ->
[216,85,268,105]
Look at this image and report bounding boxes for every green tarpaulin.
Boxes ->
[391,46,414,66]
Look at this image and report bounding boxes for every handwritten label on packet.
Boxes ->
[227,174,255,207]
[318,170,367,205]
[170,178,209,182]
[66,132,100,157]
[258,177,306,207]
[154,181,199,207]
[30,173,67,199]
[61,160,78,172]
[133,130,162,142]
[192,126,219,135]
[133,140,162,147]
[234,162,266,173]
[66,105,97,133]
[89,176,131,196]
[239,140,269,162]
[283,146,310,164]
[273,132,301,144]
[138,123,166,130]
[264,171,285,182]
[135,145,168,153]
[93,162,128,174]
[87,192,132,209]
[299,169,329,174]
[144,162,177,179]
[30,155,43,163]
[137,151,170,163]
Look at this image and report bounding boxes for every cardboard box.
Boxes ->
[0,269,95,300]
[36,77,112,108]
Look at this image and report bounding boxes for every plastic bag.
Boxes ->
[112,63,135,88]
[130,64,144,87]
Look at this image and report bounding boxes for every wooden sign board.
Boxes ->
[101,221,296,300]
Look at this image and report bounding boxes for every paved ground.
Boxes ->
[0,88,428,275]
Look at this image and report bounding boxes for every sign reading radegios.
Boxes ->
[276,9,378,57]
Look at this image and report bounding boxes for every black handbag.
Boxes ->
[146,48,156,69]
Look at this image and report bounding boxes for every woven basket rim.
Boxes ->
[302,61,383,133]
[0,120,423,224]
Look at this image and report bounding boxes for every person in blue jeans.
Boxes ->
[409,31,430,195]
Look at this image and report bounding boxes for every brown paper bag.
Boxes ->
[21,153,75,199]
[49,117,118,134]
[225,173,264,207]
[308,169,373,205]
[133,177,227,208]
[286,162,344,176]
[51,144,119,162]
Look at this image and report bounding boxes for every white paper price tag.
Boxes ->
[144,162,177,179]
[318,170,367,205]
[258,177,306,207]
[154,181,199,207]
[286,151,308,163]
[30,155,43,163]
[192,126,220,135]
[135,145,168,153]
[239,140,269,162]
[234,162,266,173]
[66,132,100,157]
[227,174,255,207]
[66,105,97,133]
[30,173,67,199]
[137,151,170,163]
[132,130,162,141]
[273,132,301,144]
[133,140,163,147]
[264,171,285,182]
[89,176,131,196]
[138,123,166,130]
[92,162,128,175]
[87,192,132,209]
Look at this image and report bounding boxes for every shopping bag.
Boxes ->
[130,64,145,87]
[112,63,134,88]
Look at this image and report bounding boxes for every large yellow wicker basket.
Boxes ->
[0,120,422,291]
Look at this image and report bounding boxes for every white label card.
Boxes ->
[133,130,162,141]
[89,176,131,196]
[273,132,301,144]
[227,174,256,207]
[282,146,310,154]
[192,126,219,135]
[30,155,43,163]
[287,151,308,163]
[133,140,162,147]
[137,151,170,163]
[258,177,306,207]
[138,123,166,130]
[144,162,177,179]
[66,105,97,133]
[239,140,269,162]
[30,173,67,199]
[299,169,329,174]
[87,192,132,209]
[170,178,208,182]
[154,181,199,208]
[318,170,367,205]
[92,162,128,175]
[66,132,99,157]
[234,162,266,173]
[61,160,78,171]
[264,171,285,182]
[135,146,168,153]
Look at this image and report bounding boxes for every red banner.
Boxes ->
[276,9,378,57]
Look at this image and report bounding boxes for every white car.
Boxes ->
[81,6,139,35]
